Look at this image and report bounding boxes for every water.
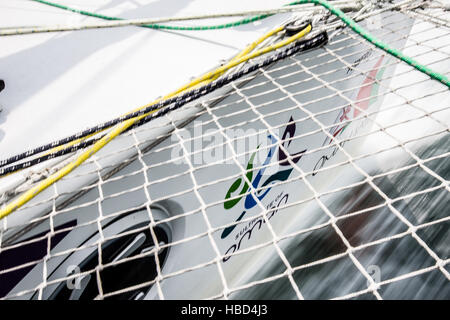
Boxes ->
[233,136,450,299]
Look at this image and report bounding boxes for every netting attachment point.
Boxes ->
[436,260,446,268]
[368,282,380,291]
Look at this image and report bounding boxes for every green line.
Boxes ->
[30,0,272,31]
[291,0,450,88]
[31,0,450,88]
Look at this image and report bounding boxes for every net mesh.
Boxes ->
[0,0,449,300]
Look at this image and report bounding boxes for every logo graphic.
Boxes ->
[323,54,386,147]
[221,116,306,239]
[221,55,389,239]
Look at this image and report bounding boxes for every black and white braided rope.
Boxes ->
[0,31,328,177]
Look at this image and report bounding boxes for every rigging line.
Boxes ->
[1,2,356,36]
[29,0,272,31]
[293,0,450,87]
[0,27,304,177]
[3,0,450,217]
[28,0,358,31]
[0,24,309,168]
[0,29,325,218]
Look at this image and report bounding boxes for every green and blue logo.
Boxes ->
[221,116,306,239]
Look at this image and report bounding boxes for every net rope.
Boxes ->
[0,0,449,300]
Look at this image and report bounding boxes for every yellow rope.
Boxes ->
[42,26,286,157]
[193,26,283,89]
[0,24,311,219]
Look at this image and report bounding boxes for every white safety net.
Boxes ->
[0,0,449,300]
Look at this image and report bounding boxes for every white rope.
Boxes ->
[1,3,449,300]
[0,2,364,36]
